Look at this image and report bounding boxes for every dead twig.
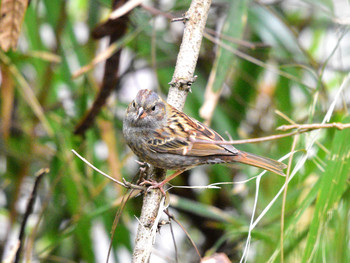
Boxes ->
[164,210,202,261]
[171,14,190,23]
[71,149,146,191]
[277,122,350,131]
[165,209,179,263]
[15,168,49,263]
[192,130,301,145]
[189,122,350,147]
[106,188,136,262]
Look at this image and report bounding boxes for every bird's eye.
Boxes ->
[132,101,136,108]
[151,105,156,111]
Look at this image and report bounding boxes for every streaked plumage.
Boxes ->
[123,89,286,179]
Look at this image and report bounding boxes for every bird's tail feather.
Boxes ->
[231,151,287,176]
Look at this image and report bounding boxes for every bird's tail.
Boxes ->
[231,151,287,176]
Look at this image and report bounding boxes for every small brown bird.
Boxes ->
[123,89,286,192]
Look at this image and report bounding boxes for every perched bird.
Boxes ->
[123,89,286,191]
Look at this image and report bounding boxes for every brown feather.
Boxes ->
[149,103,239,156]
[125,89,287,176]
[228,151,287,176]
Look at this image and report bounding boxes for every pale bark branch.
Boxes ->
[132,1,212,262]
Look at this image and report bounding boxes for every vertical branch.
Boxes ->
[132,1,212,262]
[167,0,212,110]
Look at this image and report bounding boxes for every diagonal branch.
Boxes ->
[15,168,49,263]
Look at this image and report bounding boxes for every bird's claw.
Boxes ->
[140,179,166,196]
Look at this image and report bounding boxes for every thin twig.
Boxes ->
[275,110,333,156]
[142,5,271,49]
[240,149,300,263]
[277,122,350,131]
[106,189,135,263]
[164,210,202,261]
[141,3,315,89]
[72,29,141,79]
[192,121,350,147]
[71,149,146,191]
[171,15,189,23]
[205,27,270,49]
[166,209,179,263]
[192,130,302,145]
[15,168,49,263]
[169,185,221,190]
[250,74,350,263]
[203,32,314,89]
[171,150,300,194]
[275,110,297,125]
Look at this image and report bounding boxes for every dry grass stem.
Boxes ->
[280,135,299,262]
[277,122,350,131]
[71,149,146,191]
[109,0,142,20]
[164,210,202,261]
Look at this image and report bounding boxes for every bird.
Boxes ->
[123,89,286,193]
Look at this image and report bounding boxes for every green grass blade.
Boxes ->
[302,116,350,262]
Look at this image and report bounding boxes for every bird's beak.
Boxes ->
[137,107,146,119]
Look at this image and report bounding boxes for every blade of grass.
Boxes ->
[0,51,54,136]
[301,116,350,262]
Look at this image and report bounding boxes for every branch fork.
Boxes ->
[171,13,190,23]
[168,75,198,91]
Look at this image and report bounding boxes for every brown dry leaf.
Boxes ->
[0,0,29,51]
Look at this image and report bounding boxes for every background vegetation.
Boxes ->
[0,0,349,262]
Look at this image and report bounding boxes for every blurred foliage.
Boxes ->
[0,0,349,262]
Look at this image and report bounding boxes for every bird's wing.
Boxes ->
[147,106,238,156]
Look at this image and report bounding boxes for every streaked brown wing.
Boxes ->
[148,106,238,156]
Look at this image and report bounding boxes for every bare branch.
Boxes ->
[277,122,350,131]
[132,1,212,262]
[71,149,146,191]
[187,121,350,147]
[191,131,301,145]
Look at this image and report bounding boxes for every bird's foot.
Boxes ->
[140,179,167,196]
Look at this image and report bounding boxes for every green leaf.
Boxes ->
[302,116,350,262]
